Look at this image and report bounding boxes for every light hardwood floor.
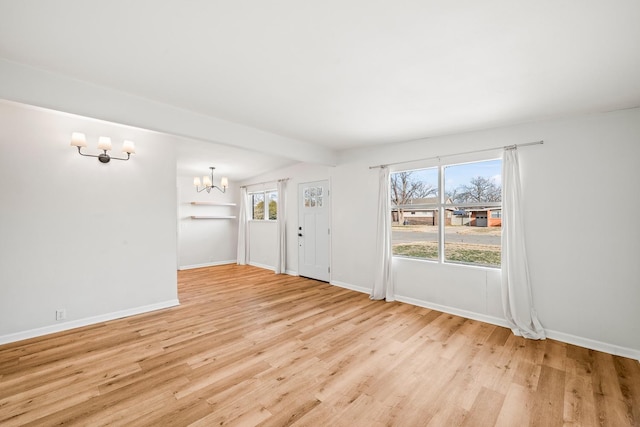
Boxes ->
[1,264,638,426]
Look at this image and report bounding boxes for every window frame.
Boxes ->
[249,189,278,221]
[390,157,502,269]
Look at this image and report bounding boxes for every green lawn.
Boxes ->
[393,242,501,267]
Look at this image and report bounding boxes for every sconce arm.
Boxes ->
[76,146,131,163]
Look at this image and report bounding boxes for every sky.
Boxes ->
[401,159,502,195]
[446,159,502,190]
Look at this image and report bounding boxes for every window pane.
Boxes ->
[445,160,501,203]
[444,159,502,267]
[252,193,265,220]
[267,191,278,220]
[392,208,439,260]
[390,168,439,260]
[445,206,501,267]
[390,169,438,207]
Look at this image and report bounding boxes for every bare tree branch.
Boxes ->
[390,171,437,224]
[390,171,436,206]
[453,176,501,203]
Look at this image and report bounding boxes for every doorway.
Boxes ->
[297,180,330,281]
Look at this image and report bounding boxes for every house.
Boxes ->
[452,209,502,227]
[392,197,453,225]
[397,199,501,227]
[1,2,639,424]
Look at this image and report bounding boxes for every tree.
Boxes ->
[254,200,265,219]
[452,176,501,203]
[391,171,436,224]
[268,200,277,220]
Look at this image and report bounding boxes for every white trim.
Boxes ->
[249,261,276,272]
[190,201,236,206]
[0,299,180,346]
[395,295,510,329]
[331,280,371,295]
[397,295,640,361]
[285,269,299,276]
[190,215,237,219]
[545,329,640,361]
[178,260,237,270]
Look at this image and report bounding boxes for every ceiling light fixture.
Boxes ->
[194,167,228,193]
[70,132,135,163]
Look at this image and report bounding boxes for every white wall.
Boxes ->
[177,175,238,269]
[0,101,179,343]
[254,108,640,358]
[248,221,277,270]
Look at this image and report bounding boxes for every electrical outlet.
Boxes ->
[55,309,66,321]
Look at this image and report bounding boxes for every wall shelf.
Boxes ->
[189,201,236,220]
[190,201,236,206]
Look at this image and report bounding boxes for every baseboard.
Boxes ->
[395,295,511,329]
[330,280,371,295]
[178,260,236,270]
[248,261,276,272]
[0,299,180,346]
[545,329,640,361]
[396,295,640,361]
[245,263,296,276]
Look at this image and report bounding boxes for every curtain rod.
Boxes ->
[240,177,289,189]
[368,140,544,169]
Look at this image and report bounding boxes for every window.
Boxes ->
[267,190,278,220]
[250,190,277,220]
[391,159,502,268]
[391,168,439,260]
[252,192,265,220]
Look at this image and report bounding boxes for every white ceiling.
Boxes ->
[174,136,295,180]
[1,1,639,171]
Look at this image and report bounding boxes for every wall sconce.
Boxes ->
[70,132,135,163]
[194,167,228,193]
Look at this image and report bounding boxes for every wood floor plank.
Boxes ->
[461,386,505,426]
[591,350,634,426]
[0,264,638,426]
[563,366,597,425]
[494,383,532,427]
[613,356,640,426]
[531,365,566,427]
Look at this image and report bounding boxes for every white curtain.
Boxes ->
[275,179,287,274]
[237,187,249,265]
[501,147,545,339]
[371,166,394,301]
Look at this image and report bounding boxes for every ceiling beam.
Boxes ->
[0,59,337,166]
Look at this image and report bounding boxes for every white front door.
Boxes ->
[298,180,330,281]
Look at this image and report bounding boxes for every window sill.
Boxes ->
[393,255,500,271]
